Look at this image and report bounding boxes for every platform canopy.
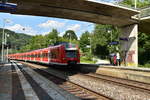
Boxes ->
[1,0,139,27]
[138,7,150,33]
[139,18,150,33]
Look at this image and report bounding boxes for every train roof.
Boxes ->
[9,42,78,56]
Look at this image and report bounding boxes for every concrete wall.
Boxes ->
[120,24,138,67]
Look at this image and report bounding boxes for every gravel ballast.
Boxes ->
[68,74,150,100]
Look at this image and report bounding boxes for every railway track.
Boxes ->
[21,61,150,93]
[14,61,112,100]
[83,73,150,93]
[19,61,150,100]
[32,68,111,100]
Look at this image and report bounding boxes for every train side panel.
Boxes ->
[8,43,80,66]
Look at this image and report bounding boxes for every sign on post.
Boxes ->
[119,37,128,41]
[109,41,119,45]
[0,3,17,12]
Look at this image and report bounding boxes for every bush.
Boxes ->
[144,63,150,68]
[139,63,150,68]
[80,53,97,64]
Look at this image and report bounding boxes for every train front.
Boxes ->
[62,43,80,65]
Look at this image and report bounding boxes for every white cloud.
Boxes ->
[59,31,65,37]
[6,24,37,35]
[67,24,81,32]
[58,24,81,37]
[41,31,50,36]
[38,20,65,29]
[6,24,24,31]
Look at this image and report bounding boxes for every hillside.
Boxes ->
[0,28,32,52]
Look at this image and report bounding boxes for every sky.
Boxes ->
[0,0,115,38]
[0,13,94,37]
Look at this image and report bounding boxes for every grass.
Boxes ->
[80,59,95,64]
[138,63,150,68]
[80,56,97,64]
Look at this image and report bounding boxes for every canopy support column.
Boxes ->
[120,24,138,67]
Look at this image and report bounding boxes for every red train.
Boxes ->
[8,42,80,66]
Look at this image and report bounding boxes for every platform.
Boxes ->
[0,63,12,100]
[95,66,150,84]
[78,64,150,84]
[0,62,81,100]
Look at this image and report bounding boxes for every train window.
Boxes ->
[49,52,51,58]
[41,53,43,58]
[66,50,77,58]
[42,53,44,58]
[43,53,45,58]
[37,54,40,58]
[34,54,36,58]
[43,53,48,58]
[45,53,48,58]
[43,53,44,58]
[39,53,41,58]
[51,52,56,58]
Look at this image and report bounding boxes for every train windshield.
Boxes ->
[66,50,77,58]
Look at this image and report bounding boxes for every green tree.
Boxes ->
[0,29,32,53]
[138,32,150,64]
[91,24,120,58]
[63,30,78,41]
[45,29,60,46]
[20,44,32,53]
[120,0,150,8]
[79,31,90,53]
[22,35,46,51]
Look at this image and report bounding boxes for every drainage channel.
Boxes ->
[12,61,52,100]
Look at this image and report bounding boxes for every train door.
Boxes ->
[37,51,41,62]
[42,49,49,63]
[48,48,51,63]
[30,52,34,61]
[33,52,35,61]
[60,45,66,63]
[34,52,37,61]
[51,47,57,63]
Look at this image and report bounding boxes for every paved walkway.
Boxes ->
[0,63,12,100]
[0,62,81,100]
[95,59,110,65]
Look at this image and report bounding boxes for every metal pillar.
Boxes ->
[1,22,5,62]
[1,19,10,63]
[5,33,9,63]
[134,0,137,9]
[120,24,138,67]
